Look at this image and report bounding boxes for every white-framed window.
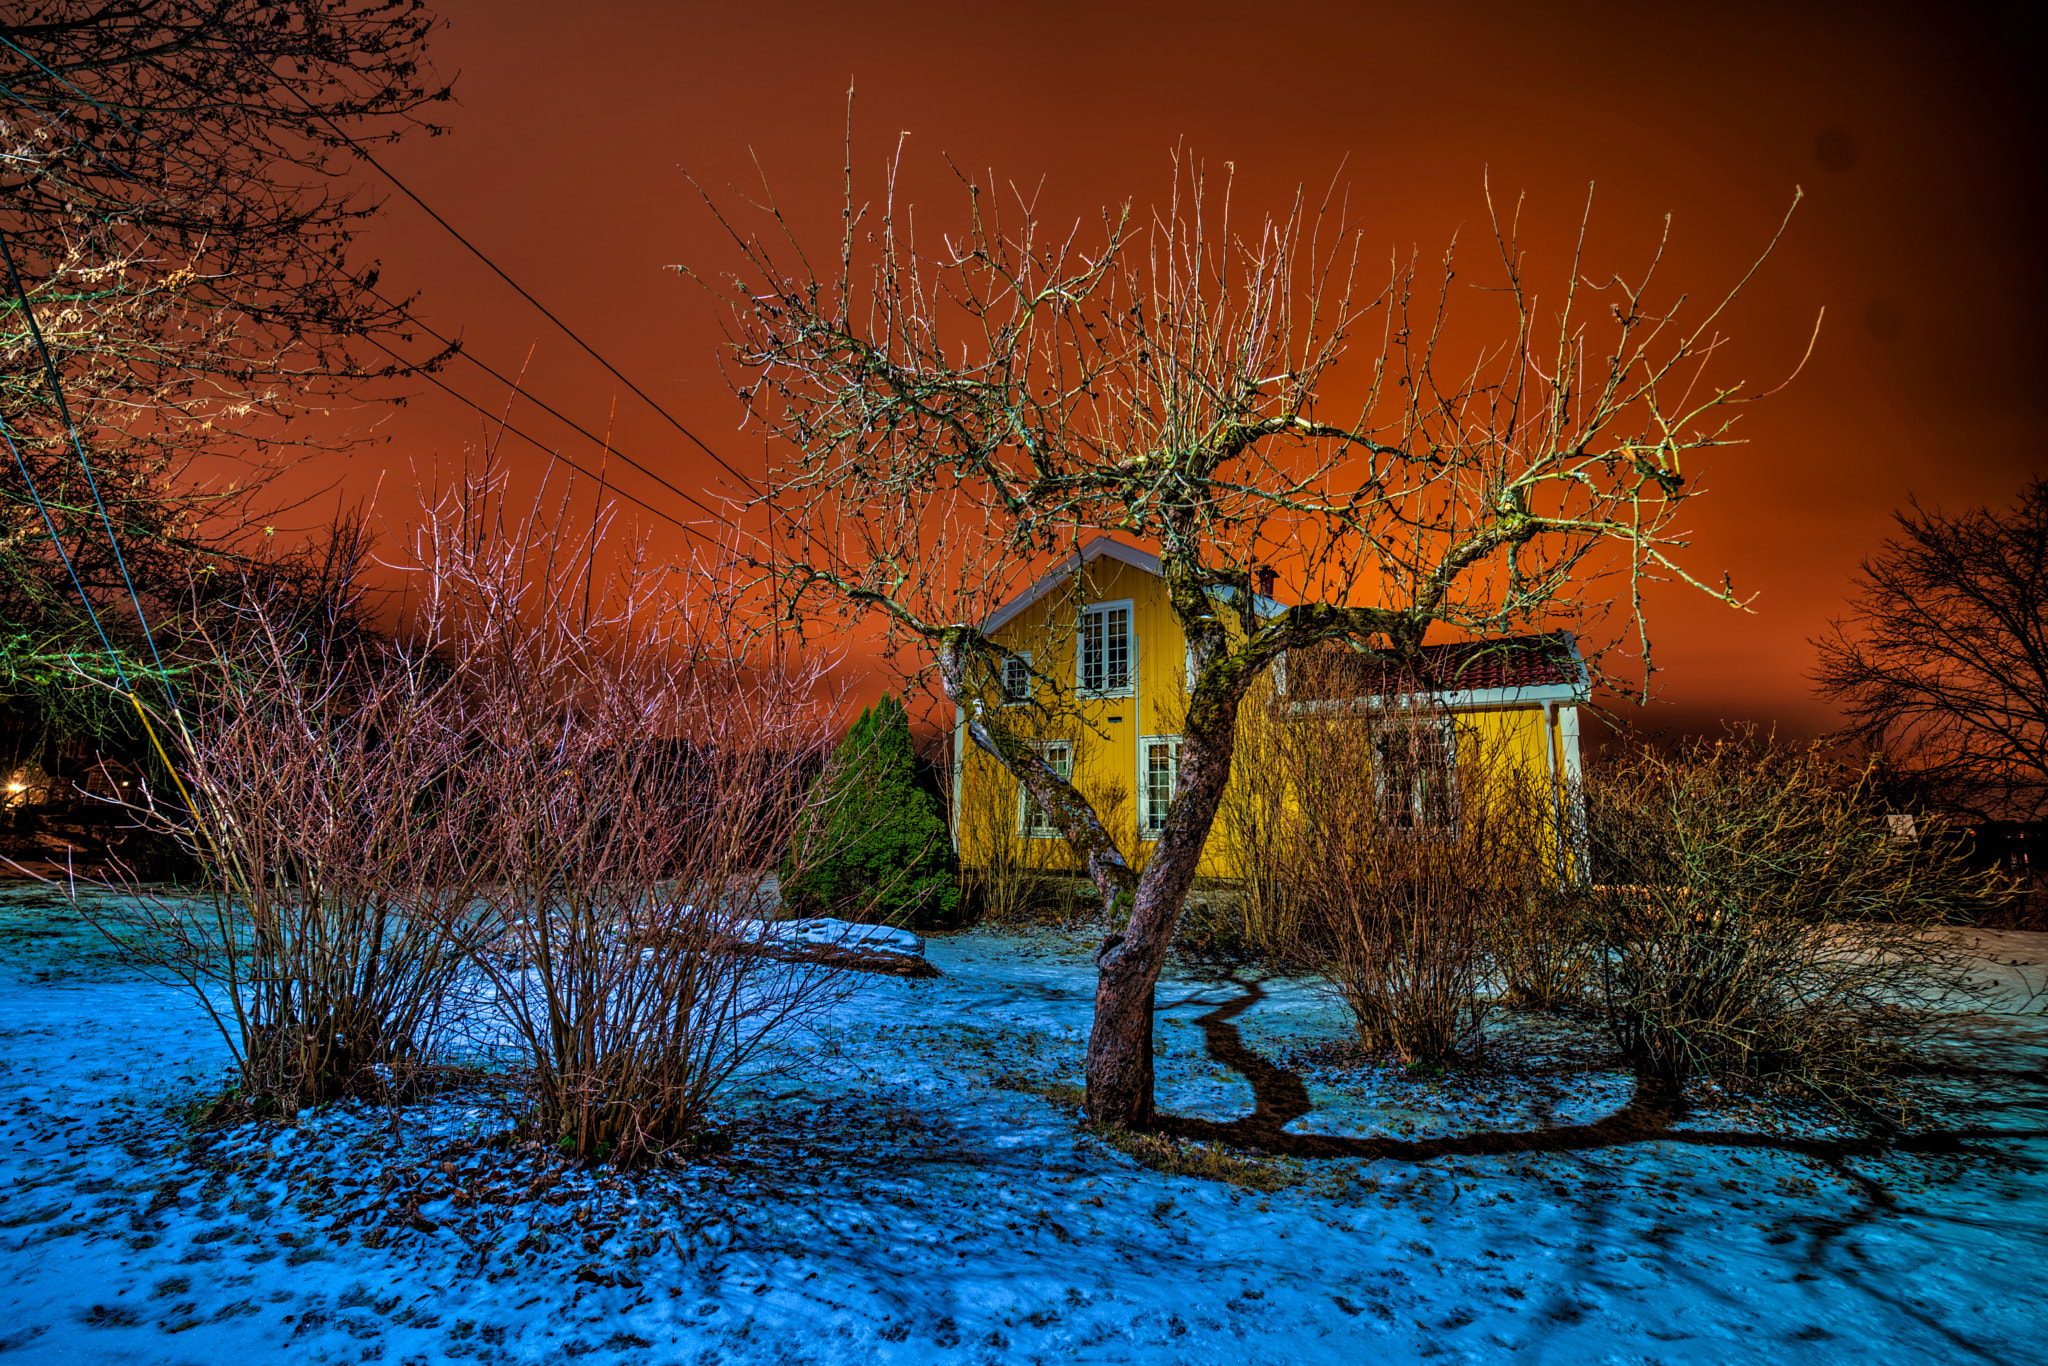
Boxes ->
[1018,739,1074,839]
[1001,651,1034,705]
[1374,717,1459,836]
[1078,600,1135,697]
[1138,734,1182,838]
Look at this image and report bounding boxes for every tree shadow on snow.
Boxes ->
[1149,975,2048,1170]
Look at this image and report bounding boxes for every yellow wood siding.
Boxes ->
[953,551,1581,882]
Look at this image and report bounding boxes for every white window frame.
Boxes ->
[1372,716,1460,838]
[1077,599,1136,699]
[1137,734,1182,840]
[1001,650,1034,705]
[1018,739,1074,839]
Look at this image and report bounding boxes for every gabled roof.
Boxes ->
[978,536,1285,634]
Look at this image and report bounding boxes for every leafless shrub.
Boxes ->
[1577,729,1996,1106]
[1288,692,1546,1065]
[1482,775,1595,1012]
[423,472,844,1165]
[1212,677,1304,957]
[954,777,1058,924]
[952,710,1111,926]
[82,555,493,1113]
[1489,879,1597,1012]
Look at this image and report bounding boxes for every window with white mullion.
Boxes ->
[1018,740,1074,839]
[1078,600,1135,697]
[1138,734,1182,838]
[1373,717,1459,837]
[1001,651,1034,704]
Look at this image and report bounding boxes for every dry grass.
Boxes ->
[1088,1124,1307,1193]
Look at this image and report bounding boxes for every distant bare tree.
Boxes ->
[1813,479,2048,822]
[698,141,1805,1127]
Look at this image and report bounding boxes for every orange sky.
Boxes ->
[320,0,2045,740]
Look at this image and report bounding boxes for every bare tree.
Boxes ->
[697,142,1803,1126]
[0,1,452,726]
[1813,479,2048,822]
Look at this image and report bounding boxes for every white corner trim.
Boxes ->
[1558,703,1584,783]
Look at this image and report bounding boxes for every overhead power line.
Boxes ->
[359,334,728,545]
[1,32,754,531]
[261,76,765,497]
[375,294,744,532]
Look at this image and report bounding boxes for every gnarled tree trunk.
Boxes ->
[1083,662,1242,1127]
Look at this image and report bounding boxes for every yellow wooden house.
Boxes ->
[949,536,1589,876]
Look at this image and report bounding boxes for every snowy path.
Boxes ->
[1,886,2043,1365]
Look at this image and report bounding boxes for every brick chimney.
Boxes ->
[1256,565,1277,599]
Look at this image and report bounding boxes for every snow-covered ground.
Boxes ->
[1,883,2043,1365]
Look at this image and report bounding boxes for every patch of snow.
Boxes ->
[0,887,2042,1365]
[747,916,925,958]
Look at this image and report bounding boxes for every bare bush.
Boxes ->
[1489,880,1597,1012]
[424,474,844,1165]
[1288,691,1550,1064]
[1212,678,1304,957]
[85,560,492,1113]
[1577,730,1995,1105]
[954,775,1059,924]
[1485,777,1595,1012]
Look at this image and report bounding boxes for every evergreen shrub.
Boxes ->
[781,693,961,928]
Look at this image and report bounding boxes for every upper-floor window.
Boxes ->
[1138,734,1181,838]
[1001,651,1033,704]
[1079,601,1134,697]
[1019,740,1074,838]
[1375,718,1458,836]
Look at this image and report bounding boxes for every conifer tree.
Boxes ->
[780,694,959,928]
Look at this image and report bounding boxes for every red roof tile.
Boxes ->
[1285,631,1584,700]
